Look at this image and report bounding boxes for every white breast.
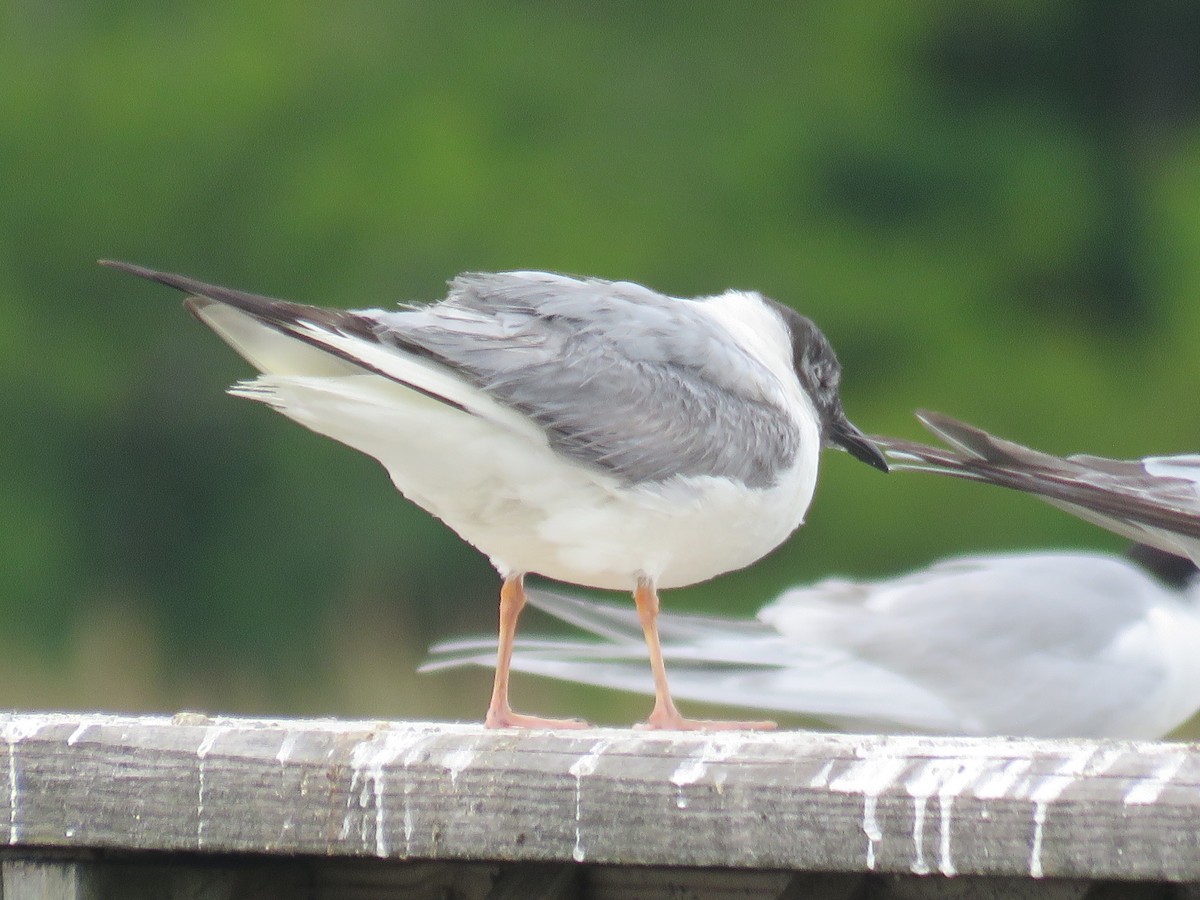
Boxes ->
[240,363,820,592]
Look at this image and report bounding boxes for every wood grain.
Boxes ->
[2,713,1198,882]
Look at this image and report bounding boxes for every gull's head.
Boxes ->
[770,301,889,473]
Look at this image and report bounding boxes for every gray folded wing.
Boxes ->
[105,263,803,488]
[368,272,802,487]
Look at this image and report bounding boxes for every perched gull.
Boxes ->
[424,549,1200,738]
[879,410,1200,565]
[102,261,886,730]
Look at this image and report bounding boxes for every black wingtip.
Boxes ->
[99,259,154,278]
[99,260,249,310]
[99,259,194,292]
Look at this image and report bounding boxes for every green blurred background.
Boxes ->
[2,2,1198,729]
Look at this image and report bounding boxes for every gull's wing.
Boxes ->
[374,272,801,486]
[423,553,1200,737]
[103,262,800,487]
[878,410,1200,563]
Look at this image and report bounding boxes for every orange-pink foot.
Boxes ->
[634,710,776,731]
[485,708,590,729]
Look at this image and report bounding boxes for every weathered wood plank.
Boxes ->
[485,863,579,899]
[2,713,1199,882]
[308,858,497,899]
[2,857,99,900]
[776,873,867,900]
[0,854,1121,900]
[89,859,306,900]
[868,874,1096,900]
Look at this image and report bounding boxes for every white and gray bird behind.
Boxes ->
[424,549,1200,738]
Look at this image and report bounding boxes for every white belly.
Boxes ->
[237,373,820,590]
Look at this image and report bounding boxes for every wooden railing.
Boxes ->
[2,712,1197,898]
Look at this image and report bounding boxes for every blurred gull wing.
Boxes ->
[424,552,1200,738]
[754,551,1200,738]
[879,410,1200,564]
[423,589,966,734]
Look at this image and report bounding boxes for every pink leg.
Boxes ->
[633,577,775,731]
[484,574,589,729]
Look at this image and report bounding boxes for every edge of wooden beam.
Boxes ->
[1,712,1197,881]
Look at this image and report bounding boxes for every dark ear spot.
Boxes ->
[761,295,844,398]
[815,360,837,391]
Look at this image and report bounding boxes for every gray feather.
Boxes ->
[367,272,801,487]
[104,263,805,488]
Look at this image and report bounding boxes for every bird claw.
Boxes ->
[634,711,777,732]
[484,708,591,730]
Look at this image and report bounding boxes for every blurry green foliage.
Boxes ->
[0,1,1198,729]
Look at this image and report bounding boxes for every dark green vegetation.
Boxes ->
[2,3,1198,726]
